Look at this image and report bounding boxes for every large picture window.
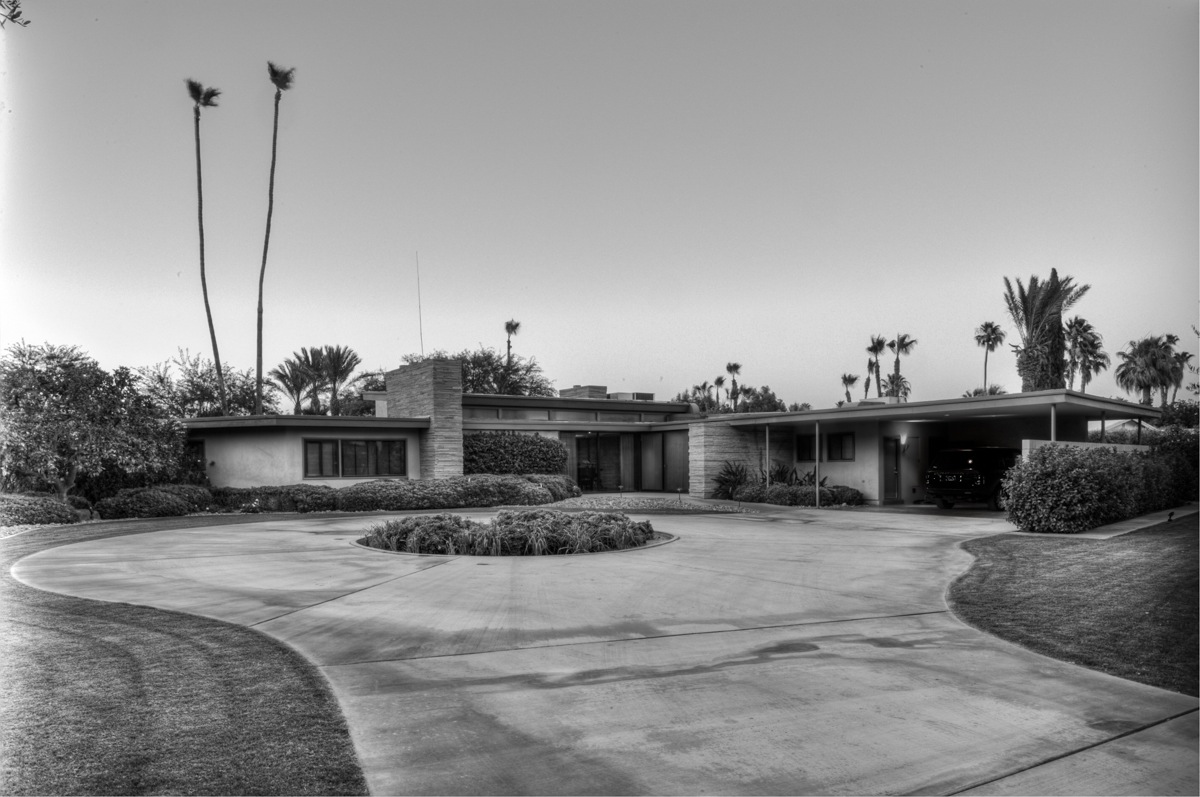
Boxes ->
[796,435,816,462]
[304,439,406,478]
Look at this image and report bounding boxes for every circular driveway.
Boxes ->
[12,508,1198,795]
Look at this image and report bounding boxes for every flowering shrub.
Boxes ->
[0,494,80,526]
[358,509,655,556]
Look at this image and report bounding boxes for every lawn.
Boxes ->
[948,513,1199,697]
[0,515,369,796]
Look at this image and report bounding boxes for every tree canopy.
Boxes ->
[1,343,184,501]
[403,347,556,396]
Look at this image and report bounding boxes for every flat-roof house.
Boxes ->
[185,359,1161,504]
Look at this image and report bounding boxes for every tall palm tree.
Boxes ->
[725,362,742,411]
[255,62,296,415]
[840,373,859,404]
[713,375,726,411]
[1115,335,1175,406]
[502,319,521,394]
[863,359,874,399]
[886,334,917,398]
[295,346,326,413]
[1002,270,1090,391]
[1171,351,1194,403]
[866,335,887,398]
[974,322,1006,394]
[321,345,362,416]
[186,78,228,415]
[1076,332,1110,395]
[268,357,316,414]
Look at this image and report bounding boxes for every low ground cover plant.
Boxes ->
[1004,441,1197,534]
[358,509,655,556]
[0,494,81,526]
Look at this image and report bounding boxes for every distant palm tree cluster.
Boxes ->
[186,62,297,418]
[269,345,364,416]
[676,363,809,413]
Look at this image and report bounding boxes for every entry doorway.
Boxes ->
[883,437,901,502]
[575,433,622,491]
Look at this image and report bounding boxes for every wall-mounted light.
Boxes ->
[900,433,909,454]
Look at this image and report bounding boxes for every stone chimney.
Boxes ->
[384,359,463,479]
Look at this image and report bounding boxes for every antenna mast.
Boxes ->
[415,251,425,356]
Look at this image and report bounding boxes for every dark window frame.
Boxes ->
[826,432,855,461]
[303,438,407,479]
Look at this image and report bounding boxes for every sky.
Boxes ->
[2,0,1197,409]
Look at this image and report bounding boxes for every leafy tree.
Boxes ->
[255,62,297,415]
[885,334,917,397]
[865,335,887,398]
[1159,399,1199,429]
[186,78,229,415]
[725,362,742,411]
[140,349,274,417]
[1002,270,1090,391]
[1115,335,1177,406]
[0,344,184,502]
[840,373,859,404]
[974,321,1006,394]
[737,385,787,413]
[403,348,556,397]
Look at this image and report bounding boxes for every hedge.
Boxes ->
[1003,442,1196,534]
[463,432,569,475]
[211,484,338,514]
[358,509,654,556]
[733,483,863,507]
[0,494,80,527]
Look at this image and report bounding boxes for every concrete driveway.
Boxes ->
[12,508,1198,795]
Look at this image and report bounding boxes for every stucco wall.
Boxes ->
[202,428,421,488]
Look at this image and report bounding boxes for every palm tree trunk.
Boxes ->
[875,361,883,398]
[256,89,282,415]
[983,349,989,393]
[194,106,229,415]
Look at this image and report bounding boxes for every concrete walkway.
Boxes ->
[11,508,1198,795]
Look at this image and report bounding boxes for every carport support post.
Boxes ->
[1050,405,1057,442]
[765,425,771,486]
[1100,411,1106,443]
[814,420,820,508]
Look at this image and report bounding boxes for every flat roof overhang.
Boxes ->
[463,419,693,434]
[184,415,431,432]
[461,393,694,414]
[716,390,1161,430]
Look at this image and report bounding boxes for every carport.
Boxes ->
[702,389,1161,504]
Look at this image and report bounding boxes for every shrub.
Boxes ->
[733,482,855,507]
[0,494,80,526]
[1003,444,1194,534]
[463,432,569,475]
[152,484,215,513]
[96,488,191,520]
[334,475,561,513]
[211,484,338,514]
[521,473,582,502]
[712,461,750,499]
[359,509,654,556]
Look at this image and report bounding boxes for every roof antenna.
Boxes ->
[415,251,425,356]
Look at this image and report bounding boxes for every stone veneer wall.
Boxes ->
[384,359,463,479]
[688,420,796,497]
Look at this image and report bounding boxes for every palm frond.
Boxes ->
[267,61,296,92]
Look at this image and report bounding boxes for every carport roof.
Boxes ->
[716,389,1161,428]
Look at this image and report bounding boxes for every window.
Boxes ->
[304,439,406,478]
[796,435,816,462]
[827,433,855,461]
